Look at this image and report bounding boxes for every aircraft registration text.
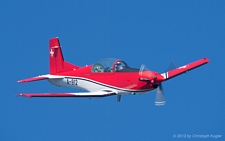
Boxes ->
[66,78,78,85]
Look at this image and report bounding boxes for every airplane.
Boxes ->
[17,37,210,106]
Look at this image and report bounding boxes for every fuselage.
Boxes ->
[48,65,159,94]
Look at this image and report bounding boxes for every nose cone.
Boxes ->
[139,71,165,83]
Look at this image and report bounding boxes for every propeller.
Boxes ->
[154,60,176,106]
[139,62,176,106]
[155,83,165,106]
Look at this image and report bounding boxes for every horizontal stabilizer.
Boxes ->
[161,58,209,81]
[18,74,65,83]
[18,76,48,83]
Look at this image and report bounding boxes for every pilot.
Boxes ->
[115,61,124,71]
[95,66,103,72]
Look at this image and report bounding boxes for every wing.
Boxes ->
[17,90,117,98]
[161,58,209,81]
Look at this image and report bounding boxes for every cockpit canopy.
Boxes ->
[92,58,141,73]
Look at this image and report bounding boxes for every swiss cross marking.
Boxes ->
[50,49,54,57]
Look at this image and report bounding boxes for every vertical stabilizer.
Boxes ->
[49,38,79,74]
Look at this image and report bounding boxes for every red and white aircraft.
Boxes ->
[18,37,209,105]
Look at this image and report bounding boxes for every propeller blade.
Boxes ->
[155,84,166,106]
[166,60,177,72]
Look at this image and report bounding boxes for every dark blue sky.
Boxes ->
[1,0,224,140]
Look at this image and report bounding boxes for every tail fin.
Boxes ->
[49,38,79,74]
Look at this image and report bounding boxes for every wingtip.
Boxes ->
[16,93,23,97]
[17,80,28,83]
[16,93,32,98]
[203,58,210,63]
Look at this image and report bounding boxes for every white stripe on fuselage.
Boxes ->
[48,76,154,94]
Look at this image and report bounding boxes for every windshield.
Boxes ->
[92,58,128,72]
[139,64,149,75]
[92,58,143,73]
